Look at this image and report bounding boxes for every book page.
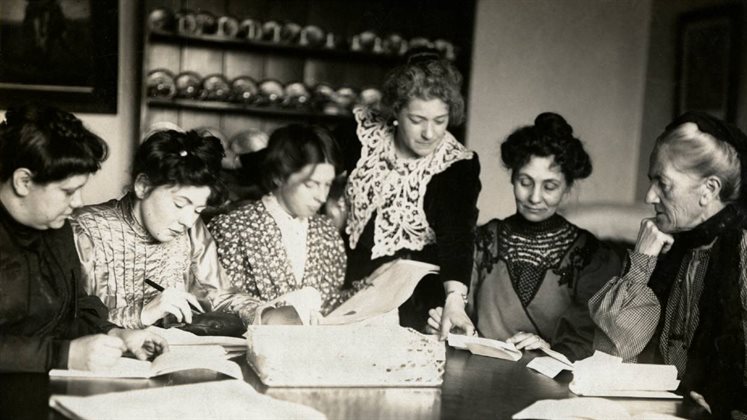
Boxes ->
[50,380,326,420]
[150,348,243,379]
[322,260,439,325]
[49,357,153,379]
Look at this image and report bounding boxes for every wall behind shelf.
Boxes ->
[3,0,658,218]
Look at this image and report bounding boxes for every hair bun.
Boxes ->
[535,112,572,138]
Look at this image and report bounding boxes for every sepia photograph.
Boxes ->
[0,1,746,419]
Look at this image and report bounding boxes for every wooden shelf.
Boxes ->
[146,97,353,121]
[148,30,403,64]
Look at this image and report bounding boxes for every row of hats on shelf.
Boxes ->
[146,69,383,114]
[147,8,457,60]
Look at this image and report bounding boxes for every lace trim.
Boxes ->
[345,106,474,259]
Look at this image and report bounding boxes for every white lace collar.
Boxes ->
[345,106,474,258]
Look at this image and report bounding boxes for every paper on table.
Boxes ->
[321,260,439,325]
[526,356,570,378]
[512,397,686,419]
[49,345,243,379]
[569,351,681,399]
[49,379,326,420]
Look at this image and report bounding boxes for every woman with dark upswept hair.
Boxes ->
[0,103,167,373]
[344,52,481,336]
[209,124,348,325]
[72,129,260,329]
[429,113,621,361]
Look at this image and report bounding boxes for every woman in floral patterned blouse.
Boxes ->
[208,124,347,325]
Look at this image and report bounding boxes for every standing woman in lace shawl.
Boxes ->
[427,113,621,361]
[589,113,747,418]
[344,53,481,336]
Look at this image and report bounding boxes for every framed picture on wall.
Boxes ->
[0,0,118,113]
[675,4,741,122]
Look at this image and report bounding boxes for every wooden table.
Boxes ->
[0,349,693,420]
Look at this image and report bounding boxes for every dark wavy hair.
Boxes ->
[260,124,341,193]
[380,55,465,126]
[501,112,592,185]
[0,104,108,183]
[133,129,227,206]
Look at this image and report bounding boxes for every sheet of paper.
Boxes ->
[50,358,153,379]
[322,260,439,325]
[527,356,571,378]
[513,397,633,419]
[49,380,326,420]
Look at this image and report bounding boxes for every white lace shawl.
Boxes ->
[345,107,474,259]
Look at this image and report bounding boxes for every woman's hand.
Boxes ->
[634,218,674,256]
[425,306,443,335]
[439,292,475,340]
[688,391,712,415]
[141,288,203,326]
[108,328,169,361]
[260,306,303,325]
[68,334,126,371]
[507,331,549,351]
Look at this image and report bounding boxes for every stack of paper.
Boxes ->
[569,351,681,399]
[50,380,326,420]
[246,324,445,387]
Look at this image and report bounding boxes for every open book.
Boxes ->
[50,379,326,420]
[49,345,242,379]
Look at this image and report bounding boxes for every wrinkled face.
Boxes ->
[134,181,211,242]
[24,174,89,230]
[275,163,335,219]
[645,149,706,233]
[512,155,568,223]
[394,98,450,159]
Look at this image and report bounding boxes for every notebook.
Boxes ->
[49,379,326,420]
[49,345,242,379]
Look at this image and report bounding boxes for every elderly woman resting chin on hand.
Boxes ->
[589,112,747,419]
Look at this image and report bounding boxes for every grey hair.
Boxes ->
[654,122,741,203]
